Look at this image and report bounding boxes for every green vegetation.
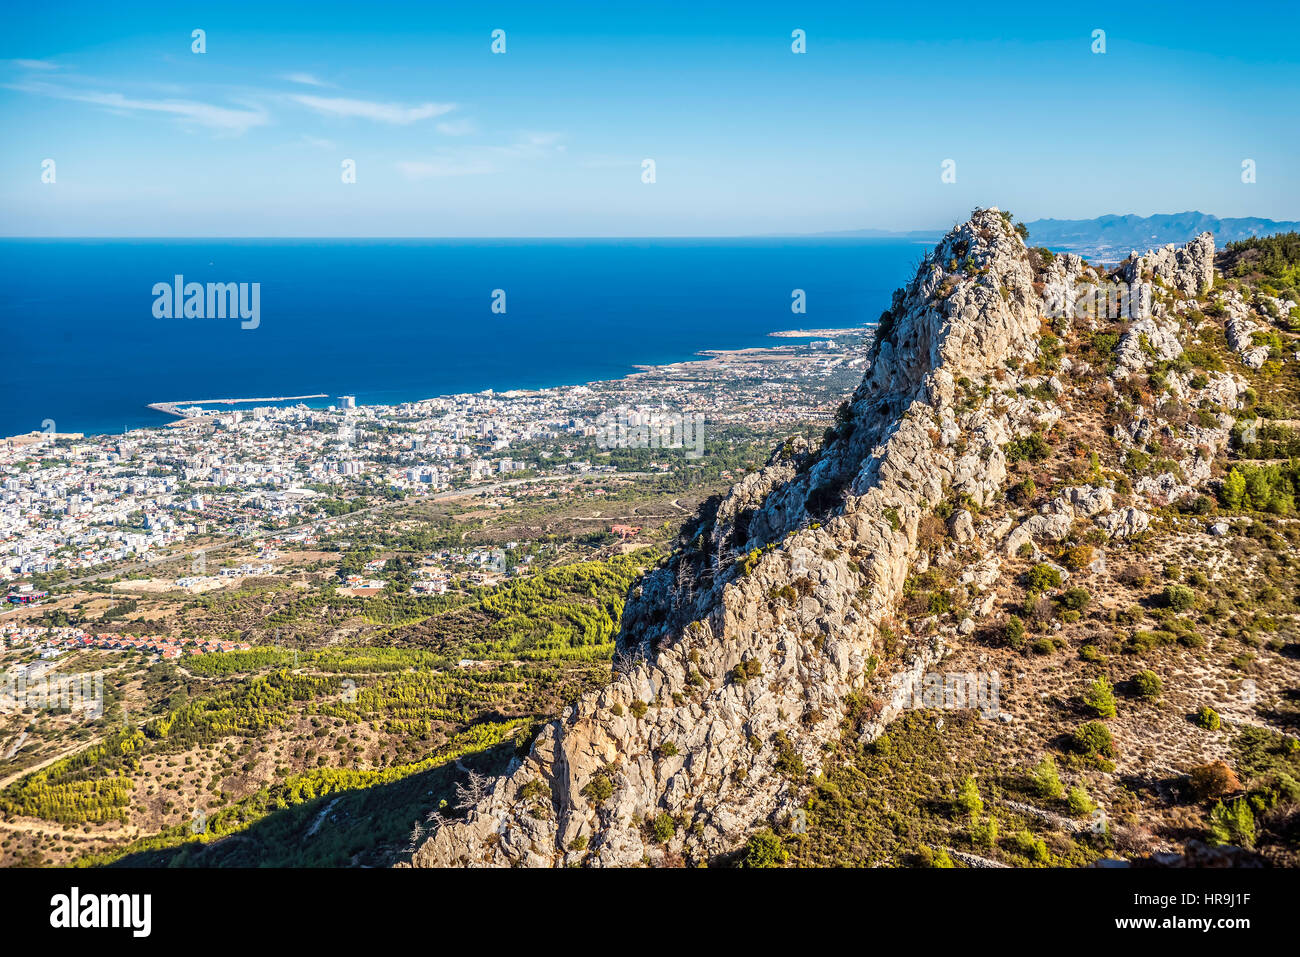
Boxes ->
[786,712,1105,868]
[1081,678,1117,719]
[73,719,526,867]
[581,774,614,805]
[0,546,669,866]
[1066,786,1096,818]
[1004,615,1026,649]
[0,729,142,825]
[730,658,764,685]
[1069,722,1116,763]
[1163,583,1196,611]
[409,550,659,661]
[1208,797,1256,847]
[185,647,296,675]
[1131,670,1163,700]
[737,829,787,867]
[1005,433,1050,463]
[955,775,983,822]
[650,813,676,843]
[1030,756,1064,800]
[1059,546,1093,572]
[773,731,805,780]
[1221,232,1300,301]
[1219,462,1300,514]
[1195,706,1222,731]
[1025,563,1062,595]
[1011,830,1051,864]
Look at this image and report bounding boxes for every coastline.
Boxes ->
[767,327,865,338]
[2,237,912,441]
[9,325,875,442]
[147,394,330,418]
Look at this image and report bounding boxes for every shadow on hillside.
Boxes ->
[106,739,520,868]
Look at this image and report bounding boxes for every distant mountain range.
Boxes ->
[813,212,1300,261]
[1021,212,1300,258]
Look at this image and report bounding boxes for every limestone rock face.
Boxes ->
[1037,252,1096,331]
[1098,507,1152,539]
[1005,507,1073,557]
[948,509,975,543]
[1199,372,1244,411]
[1136,472,1196,505]
[403,210,1189,868]
[1219,291,1271,369]
[1115,315,1184,371]
[1065,485,1114,518]
[1121,232,1215,297]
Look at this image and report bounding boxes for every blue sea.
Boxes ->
[0,238,931,438]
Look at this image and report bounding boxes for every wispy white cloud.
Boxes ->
[578,154,638,170]
[482,132,566,162]
[8,80,269,134]
[281,72,330,87]
[397,132,565,179]
[289,94,455,124]
[9,71,464,140]
[76,91,267,134]
[8,59,59,70]
[435,118,478,137]
[397,158,496,179]
[506,131,563,153]
[298,135,337,151]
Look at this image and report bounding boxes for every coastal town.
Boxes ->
[0,332,864,584]
[0,329,868,866]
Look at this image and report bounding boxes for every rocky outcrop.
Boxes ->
[1126,840,1267,868]
[1097,506,1152,539]
[1109,238,1214,372]
[1038,252,1098,331]
[406,214,1230,869]
[1219,291,1271,369]
[1115,315,1183,371]
[1004,484,1133,557]
[1065,485,1114,518]
[408,209,1051,868]
[1004,504,1073,557]
[1121,233,1215,297]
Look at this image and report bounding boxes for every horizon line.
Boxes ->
[5,210,1299,242]
[0,233,948,241]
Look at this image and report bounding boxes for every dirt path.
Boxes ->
[0,815,139,841]
[0,734,104,790]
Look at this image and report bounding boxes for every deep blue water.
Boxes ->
[0,238,930,437]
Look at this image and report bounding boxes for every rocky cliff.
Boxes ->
[408,209,1221,867]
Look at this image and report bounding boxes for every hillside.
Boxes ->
[411,209,1300,868]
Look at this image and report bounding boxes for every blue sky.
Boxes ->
[2,0,1298,236]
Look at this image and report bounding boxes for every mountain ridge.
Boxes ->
[409,209,1096,866]
[813,213,1300,259]
[1024,212,1300,257]
[408,210,1300,868]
